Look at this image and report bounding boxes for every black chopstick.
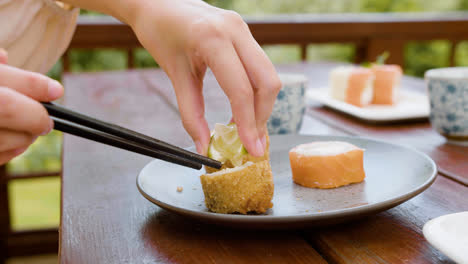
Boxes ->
[42,102,220,169]
[42,102,222,170]
[52,117,202,170]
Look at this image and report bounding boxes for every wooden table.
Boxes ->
[61,63,468,263]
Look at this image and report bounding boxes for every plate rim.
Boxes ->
[136,135,437,224]
[422,211,468,264]
[307,88,430,122]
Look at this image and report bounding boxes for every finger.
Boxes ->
[171,67,211,155]
[0,87,53,135]
[231,23,282,141]
[0,129,35,152]
[0,48,7,64]
[228,115,267,150]
[0,64,63,101]
[203,41,263,156]
[0,148,27,165]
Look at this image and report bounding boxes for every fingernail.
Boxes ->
[195,140,203,155]
[254,138,264,157]
[261,135,267,149]
[48,79,63,100]
[14,147,28,156]
[41,119,54,135]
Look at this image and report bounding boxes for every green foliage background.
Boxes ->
[8,0,468,230]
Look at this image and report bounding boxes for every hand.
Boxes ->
[128,0,281,156]
[0,49,64,165]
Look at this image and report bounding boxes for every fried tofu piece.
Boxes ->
[200,160,274,214]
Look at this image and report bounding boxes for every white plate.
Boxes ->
[423,212,468,263]
[307,88,430,123]
[137,135,437,229]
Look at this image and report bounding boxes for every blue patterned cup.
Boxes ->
[425,67,468,144]
[267,73,307,135]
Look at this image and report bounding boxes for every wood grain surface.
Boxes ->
[61,69,327,264]
[307,176,468,264]
[61,63,467,263]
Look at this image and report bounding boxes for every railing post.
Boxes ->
[127,49,134,69]
[63,52,70,73]
[0,164,10,264]
[300,43,308,61]
[354,41,368,64]
[449,40,459,67]
[366,37,405,67]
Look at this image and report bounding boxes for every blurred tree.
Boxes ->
[7,131,62,174]
[460,0,468,9]
[205,0,233,9]
[69,49,127,72]
[307,44,355,62]
[405,41,451,77]
[456,41,468,66]
[134,49,159,68]
[47,60,63,81]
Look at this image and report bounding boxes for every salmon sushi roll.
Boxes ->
[289,141,365,189]
[330,66,374,107]
[371,64,402,105]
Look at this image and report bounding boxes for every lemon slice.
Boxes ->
[208,123,247,167]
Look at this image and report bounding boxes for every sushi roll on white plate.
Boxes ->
[329,66,374,107]
[371,64,403,105]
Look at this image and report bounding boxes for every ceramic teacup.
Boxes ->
[425,67,468,144]
[267,73,307,135]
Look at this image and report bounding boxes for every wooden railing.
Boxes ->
[65,12,468,70]
[1,12,468,262]
[0,166,59,263]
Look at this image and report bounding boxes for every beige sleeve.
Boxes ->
[0,0,79,74]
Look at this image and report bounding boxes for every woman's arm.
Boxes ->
[61,0,281,157]
[57,0,138,25]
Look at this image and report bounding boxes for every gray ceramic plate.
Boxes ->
[137,135,437,229]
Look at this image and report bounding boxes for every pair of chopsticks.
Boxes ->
[41,102,222,170]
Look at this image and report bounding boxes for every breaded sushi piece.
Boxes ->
[205,134,270,174]
[289,141,365,189]
[200,160,274,214]
[371,64,402,105]
[330,66,374,107]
